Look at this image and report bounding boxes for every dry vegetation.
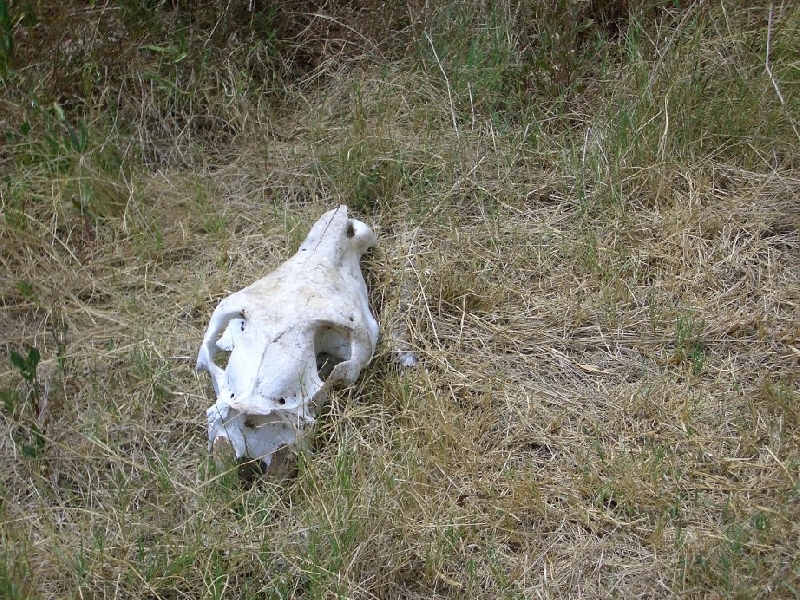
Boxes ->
[1,0,799,597]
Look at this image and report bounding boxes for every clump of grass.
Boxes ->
[1,1,799,597]
[673,311,707,375]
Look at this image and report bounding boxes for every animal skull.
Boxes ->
[196,206,378,474]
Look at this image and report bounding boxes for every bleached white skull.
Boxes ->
[196,206,378,475]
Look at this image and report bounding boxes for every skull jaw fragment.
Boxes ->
[196,206,378,475]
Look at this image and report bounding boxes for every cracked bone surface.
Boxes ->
[196,206,378,473]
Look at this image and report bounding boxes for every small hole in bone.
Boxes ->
[277,398,286,405]
[213,350,231,369]
[212,317,245,367]
[314,324,352,381]
[346,221,355,238]
[230,392,235,398]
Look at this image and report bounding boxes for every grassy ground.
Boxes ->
[1,1,799,597]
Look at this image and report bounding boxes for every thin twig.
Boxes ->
[765,4,784,105]
[581,126,591,174]
[658,94,670,160]
[425,31,459,138]
[580,125,591,199]
[766,3,800,143]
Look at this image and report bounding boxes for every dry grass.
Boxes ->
[1,1,799,598]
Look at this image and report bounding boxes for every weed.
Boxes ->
[3,347,45,458]
[9,347,39,394]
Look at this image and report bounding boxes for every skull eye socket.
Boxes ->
[346,221,355,238]
[314,324,351,381]
[211,316,245,369]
